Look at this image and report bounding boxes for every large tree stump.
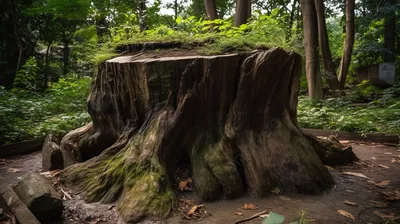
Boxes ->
[14,173,63,222]
[59,48,337,222]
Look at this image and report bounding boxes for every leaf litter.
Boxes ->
[337,209,355,221]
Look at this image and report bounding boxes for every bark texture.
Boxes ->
[42,134,63,171]
[59,48,338,223]
[234,0,251,26]
[204,0,218,20]
[314,0,340,90]
[338,0,355,88]
[300,0,323,101]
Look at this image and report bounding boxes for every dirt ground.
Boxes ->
[0,141,399,224]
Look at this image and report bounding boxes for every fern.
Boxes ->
[13,57,39,90]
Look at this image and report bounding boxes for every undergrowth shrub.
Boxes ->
[0,77,91,144]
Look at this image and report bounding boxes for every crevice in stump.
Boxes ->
[58,48,354,223]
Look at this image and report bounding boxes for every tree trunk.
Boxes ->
[338,0,355,89]
[58,48,336,223]
[62,40,70,76]
[138,0,147,32]
[383,0,396,62]
[44,42,52,88]
[204,0,218,20]
[300,0,323,101]
[314,0,340,90]
[96,17,108,40]
[234,0,251,26]
[286,0,298,41]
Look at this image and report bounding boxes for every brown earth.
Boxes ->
[1,141,399,224]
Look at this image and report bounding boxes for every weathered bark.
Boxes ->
[300,0,323,101]
[204,0,218,20]
[42,134,63,171]
[14,173,63,222]
[314,0,340,90]
[303,133,358,166]
[59,48,337,223]
[338,0,355,89]
[234,0,251,26]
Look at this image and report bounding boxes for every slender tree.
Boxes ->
[138,0,147,32]
[314,0,340,90]
[338,0,355,89]
[234,0,251,26]
[383,0,396,62]
[204,0,218,20]
[300,0,323,101]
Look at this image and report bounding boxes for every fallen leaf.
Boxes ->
[242,203,258,210]
[375,180,390,188]
[337,209,355,221]
[234,212,243,216]
[368,200,388,208]
[371,157,376,160]
[7,168,21,173]
[188,204,203,216]
[373,211,399,220]
[378,164,389,169]
[343,200,357,206]
[179,180,192,191]
[88,221,101,224]
[343,172,370,179]
[391,159,396,163]
[382,190,400,201]
[325,165,335,171]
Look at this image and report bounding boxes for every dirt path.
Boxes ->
[1,142,399,224]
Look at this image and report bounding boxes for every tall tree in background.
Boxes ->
[338,0,355,88]
[300,0,322,101]
[138,0,147,32]
[204,0,218,20]
[383,0,396,62]
[234,0,251,26]
[314,0,340,90]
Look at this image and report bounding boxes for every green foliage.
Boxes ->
[13,57,39,90]
[0,77,91,144]
[103,10,299,59]
[298,84,400,135]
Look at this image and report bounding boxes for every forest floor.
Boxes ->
[0,141,399,224]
